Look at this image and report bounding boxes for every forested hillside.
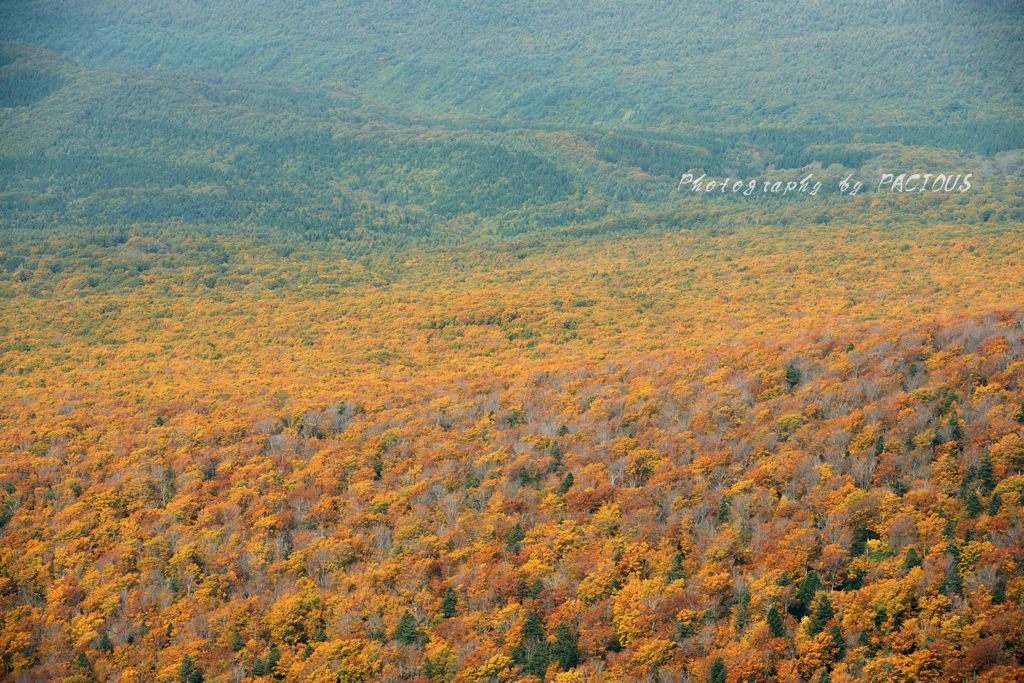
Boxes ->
[1,227,1024,682]
[2,0,1024,681]
[3,0,1024,127]
[2,42,1023,257]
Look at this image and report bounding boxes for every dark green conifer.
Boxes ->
[828,624,845,661]
[525,640,549,677]
[843,569,865,591]
[717,496,731,524]
[668,552,684,581]
[767,604,786,638]
[808,594,834,636]
[507,521,525,552]
[522,610,544,641]
[441,586,458,618]
[266,644,280,672]
[992,574,1007,605]
[785,363,801,388]
[75,652,92,672]
[548,441,563,472]
[964,489,982,518]
[978,451,996,492]
[903,547,922,570]
[674,620,696,640]
[942,517,957,539]
[394,610,421,644]
[551,623,578,670]
[179,654,204,683]
[942,563,962,597]
[709,656,727,683]
[950,413,964,443]
[791,570,819,619]
[163,466,177,502]
[857,629,871,649]
[734,592,751,631]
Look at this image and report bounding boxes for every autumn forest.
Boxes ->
[2,1,1024,682]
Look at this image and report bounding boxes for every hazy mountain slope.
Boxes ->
[3,0,1023,128]
[3,42,1023,256]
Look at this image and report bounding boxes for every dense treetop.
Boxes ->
[1,2,1023,681]
[1,223,1023,681]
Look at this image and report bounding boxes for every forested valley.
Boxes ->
[2,1,1024,682]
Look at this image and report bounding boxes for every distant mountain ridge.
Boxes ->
[2,0,1023,128]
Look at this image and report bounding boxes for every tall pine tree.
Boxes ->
[767,604,786,638]
[808,594,834,636]
[441,586,458,619]
[709,657,727,683]
[394,610,421,644]
[551,623,578,670]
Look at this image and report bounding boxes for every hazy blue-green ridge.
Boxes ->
[3,0,1023,128]
[1,0,1022,258]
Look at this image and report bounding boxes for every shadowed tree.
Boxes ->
[709,656,727,683]
[767,604,786,638]
[441,586,458,618]
[808,594,834,636]
[551,623,578,670]
[179,654,204,683]
[395,610,421,644]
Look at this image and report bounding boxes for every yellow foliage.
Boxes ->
[630,638,675,671]
[70,610,104,650]
[991,434,1024,469]
[319,638,363,661]
[728,478,755,495]
[578,571,614,604]
[611,576,668,647]
[775,414,803,438]
[2,209,1023,683]
[592,503,622,538]
[912,388,938,403]
[957,540,992,578]
[933,452,962,494]
[472,654,514,682]
[553,671,585,683]
[267,587,319,645]
[925,351,956,373]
